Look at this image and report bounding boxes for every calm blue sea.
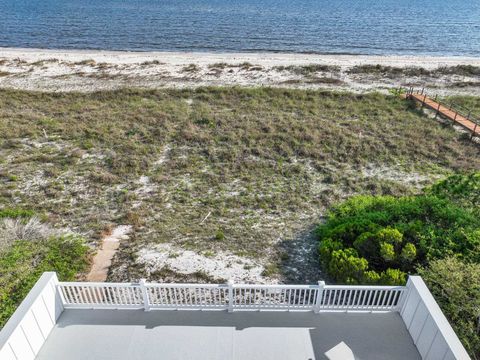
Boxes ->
[0,0,479,56]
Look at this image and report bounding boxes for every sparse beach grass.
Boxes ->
[441,95,480,113]
[2,50,480,94]
[1,87,479,283]
[347,64,480,77]
[274,64,340,75]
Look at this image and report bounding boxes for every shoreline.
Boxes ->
[1,47,480,93]
[2,47,480,67]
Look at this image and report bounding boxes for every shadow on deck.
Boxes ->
[37,309,421,360]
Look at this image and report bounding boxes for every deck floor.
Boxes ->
[36,309,420,360]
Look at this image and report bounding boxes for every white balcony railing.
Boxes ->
[0,273,471,360]
[58,280,407,312]
[59,282,143,309]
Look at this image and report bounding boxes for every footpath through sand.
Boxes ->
[86,225,132,282]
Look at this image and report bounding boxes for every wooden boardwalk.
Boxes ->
[406,91,479,138]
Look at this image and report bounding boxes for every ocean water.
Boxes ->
[0,0,479,56]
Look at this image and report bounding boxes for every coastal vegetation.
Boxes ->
[317,193,480,284]
[0,209,89,328]
[317,172,480,357]
[1,87,480,284]
[347,64,480,77]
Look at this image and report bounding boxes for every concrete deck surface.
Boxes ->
[36,309,421,360]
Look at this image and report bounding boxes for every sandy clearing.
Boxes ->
[137,243,275,284]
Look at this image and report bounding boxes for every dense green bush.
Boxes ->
[417,258,480,359]
[0,208,35,219]
[428,172,480,211]
[0,236,90,328]
[317,194,480,284]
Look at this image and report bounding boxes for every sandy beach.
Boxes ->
[1,48,480,93]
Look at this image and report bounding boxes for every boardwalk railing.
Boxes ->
[406,87,480,138]
[58,280,407,312]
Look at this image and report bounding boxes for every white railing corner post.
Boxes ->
[314,281,325,313]
[56,283,67,308]
[396,279,411,313]
[140,279,151,312]
[228,279,234,313]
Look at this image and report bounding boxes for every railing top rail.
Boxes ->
[59,281,140,287]
[145,283,228,289]
[324,285,406,290]
[439,101,480,124]
[233,284,317,289]
[59,281,407,291]
[443,101,480,120]
[60,282,319,289]
[59,282,230,289]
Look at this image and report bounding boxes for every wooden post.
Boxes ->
[435,102,441,119]
[472,123,478,139]
[422,94,427,108]
[454,112,458,122]
[140,279,150,312]
[228,279,234,313]
[314,281,325,314]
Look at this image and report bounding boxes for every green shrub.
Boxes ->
[0,236,90,328]
[317,194,480,284]
[376,227,403,245]
[215,229,225,241]
[318,238,343,265]
[401,243,417,262]
[327,249,368,284]
[0,208,35,219]
[379,268,406,285]
[379,242,395,261]
[363,270,381,284]
[417,258,480,359]
[317,173,480,357]
[428,172,480,211]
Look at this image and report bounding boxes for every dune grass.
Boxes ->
[347,64,480,78]
[0,87,479,282]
